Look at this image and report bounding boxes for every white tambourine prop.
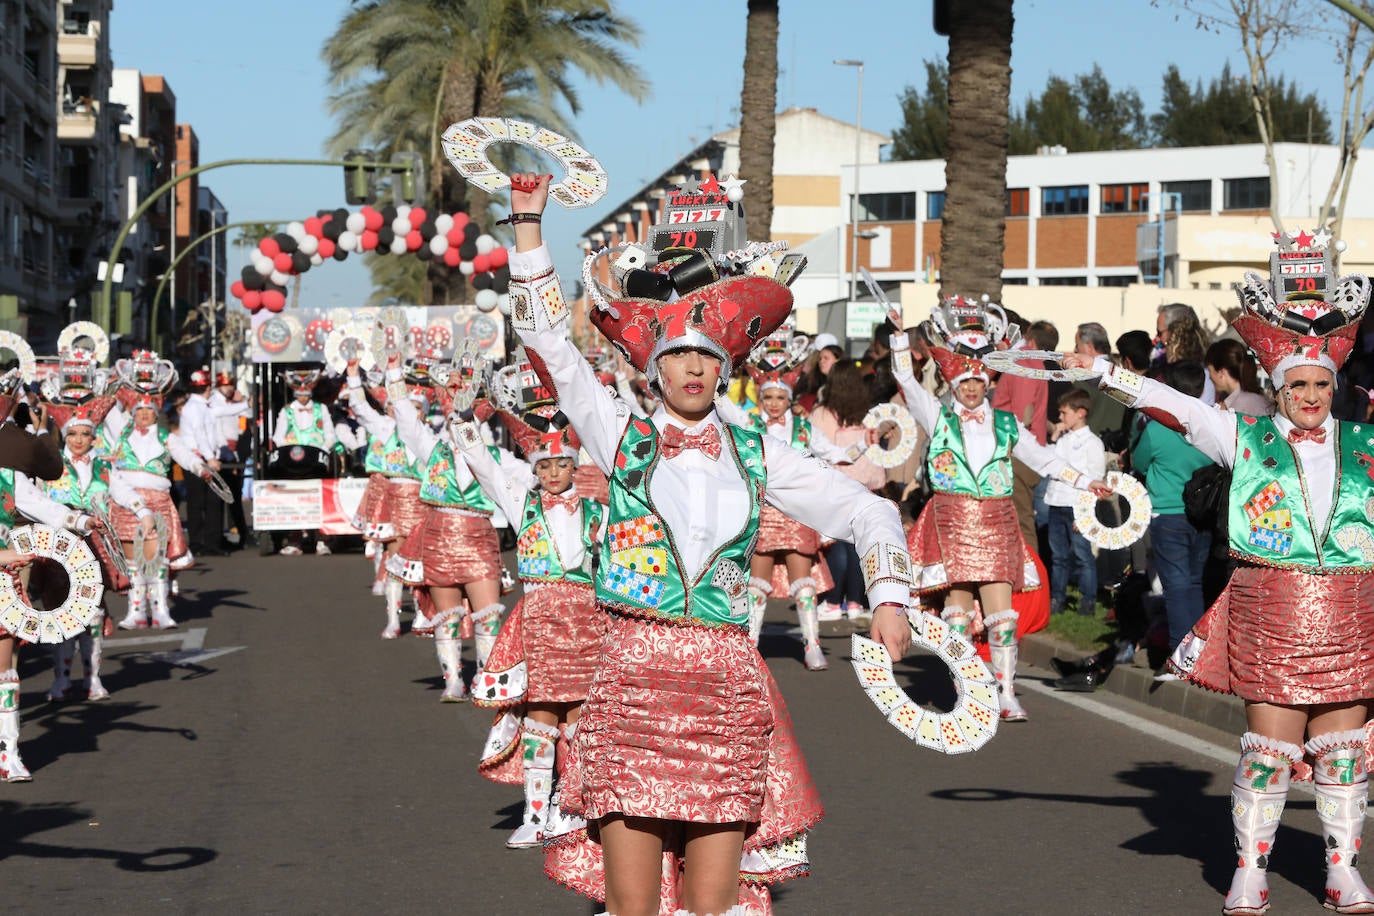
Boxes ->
[371,306,409,364]
[1073,470,1150,550]
[441,117,608,209]
[0,525,104,645]
[324,322,376,375]
[980,349,1098,383]
[851,612,999,754]
[862,403,919,469]
[57,321,111,364]
[0,331,37,382]
[205,470,235,504]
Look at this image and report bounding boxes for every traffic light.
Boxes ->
[344,149,377,205]
[391,150,425,206]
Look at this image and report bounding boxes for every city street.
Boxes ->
[4,549,1297,915]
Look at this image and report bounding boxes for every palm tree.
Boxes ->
[323,0,649,303]
[940,0,1014,300]
[737,0,779,241]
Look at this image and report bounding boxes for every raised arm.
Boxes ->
[888,331,942,435]
[388,376,441,465]
[451,424,531,521]
[343,373,395,440]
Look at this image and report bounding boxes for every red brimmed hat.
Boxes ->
[493,403,580,465]
[919,294,1019,386]
[1233,229,1370,387]
[41,351,115,433]
[745,315,809,395]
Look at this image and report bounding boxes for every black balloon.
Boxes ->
[332,246,349,262]
[377,226,396,248]
[241,265,265,291]
[334,207,349,224]
[291,251,311,273]
[322,217,342,241]
[462,222,479,242]
[415,245,432,261]
[274,232,298,254]
[459,240,478,260]
[495,265,510,282]
[420,216,437,239]
[471,271,493,291]
[492,274,509,294]
[380,204,398,223]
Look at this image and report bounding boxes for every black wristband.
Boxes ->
[497,212,542,226]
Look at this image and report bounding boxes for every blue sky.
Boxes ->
[109,0,1353,309]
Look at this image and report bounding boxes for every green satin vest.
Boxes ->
[598,418,765,627]
[1228,416,1374,573]
[748,412,812,451]
[419,440,497,513]
[927,406,1018,498]
[45,455,112,511]
[282,402,327,448]
[112,426,171,477]
[365,429,419,478]
[0,468,18,543]
[516,490,602,585]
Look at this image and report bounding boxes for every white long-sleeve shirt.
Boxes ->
[178,392,220,461]
[1044,426,1107,507]
[208,389,251,447]
[15,473,91,533]
[272,400,338,450]
[103,409,205,492]
[510,243,914,608]
[712,397,863,467]
[388,385,534,495]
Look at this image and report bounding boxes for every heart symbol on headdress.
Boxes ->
[622,325,643,344]
[718,298,741,321]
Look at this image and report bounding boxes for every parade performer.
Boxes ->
[889,299,1110,723]
[344,363,428,638]
[459,387,606,849]
[507,172,911,916]
[271,369,337,556]
[386,351,530,702]
[1064,230,1374,915]
[40,353,156,701]
[0,373,108,781]
[105,351,207,630]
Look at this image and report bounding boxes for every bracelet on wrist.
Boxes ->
[497,212,542,226]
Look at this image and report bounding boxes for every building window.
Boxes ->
[1002,276,1028,285]
[1161,179,1211,212]
[1098,274,1136,287]
[857,192,915,222]
[1006,188,1029,217]
[1224,177,1270,210]
[1100,183,1148,214]
[1040,276,1087,286]
[926,191,946,220]
[1042,185,1089,216]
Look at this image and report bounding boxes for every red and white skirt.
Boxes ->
[391,507,499,587]
[908,493,1030,594]
[353,474,394,541]
[385,478,426,540]
[544,613,823,906]
[111,488,189,564]
[1171,564,1374,705]
[756,505,834,595]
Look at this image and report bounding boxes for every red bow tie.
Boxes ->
[1287,426,1327,444]
[540,491,580,513]
[766,416,787,428]
[660,424,722,461]
[959,408,986,424]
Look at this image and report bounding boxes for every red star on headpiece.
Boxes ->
[698,175,721,194]
[1293,229,1315,249]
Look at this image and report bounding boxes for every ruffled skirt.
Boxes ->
[385,479,426,540]
[353,474,395,541]
[908,493,1031,594]
[755,506,834,595]
[391,508,499,587]
[111,489,189,564]
[475,581,605,708]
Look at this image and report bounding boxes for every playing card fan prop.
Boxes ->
[0,525,105,645]
[231,208,511,314]
[441,117,609,210]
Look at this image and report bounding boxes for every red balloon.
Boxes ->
[230,280,246,299]
[472,253,491,273]
[263,289,286,312]
[362,207,384,231]
[273,252,295,273]
[259,237,280,258]
[304,216,323,237]
[317,238,336,259]
[408,208,427,228]
[360,230,379,251]
[241,289,262,311]
[405,230,423,252]
[452,212,470,228]
[446,227,464,246]
[487,246,509,268]
[443,248,462,268]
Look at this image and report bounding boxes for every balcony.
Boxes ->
[57,20,100,68]
[58,98,97,141]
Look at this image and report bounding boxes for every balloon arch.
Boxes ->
[230,204,510,314]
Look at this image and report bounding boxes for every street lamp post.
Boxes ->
[835,59,865,314]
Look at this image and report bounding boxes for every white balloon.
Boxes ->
[390,236,408,256]
[726,187,744,203]
[434,213,454,234]
[337,230,358,251]
[496,293,511,317]
[253,255,274,276]
[396,205,411,221]
[270,269,292,286]
[286,221,306,240]
[475,288,499,311]
[297,235,319,256]
[310,253,324,266]
[429,235,449,256]
[458,260,475,276]
[475,234,496,255]
[391,217,410,236]
[346,212,366,234]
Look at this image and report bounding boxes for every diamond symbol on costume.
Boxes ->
[1293,229,1315,249]
[698,174,721,194]
[720,175,747,195]
[1313,227,1334,249]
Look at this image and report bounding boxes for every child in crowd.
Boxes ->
[1044,388,1106,615]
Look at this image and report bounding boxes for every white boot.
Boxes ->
[472,603,504,676]
[984,610,1026,722]
[81,621,109,701]
[369,546,385,595]
[508,718,558,848]
[117,575,147,629]
[381,578,403,639]
[148,575,177,629]
[46,638,75,701]
[0,669,31,781]
[941,603,972,637]
[792,578,827,670]
[1308,729,1374,914]
[434,609,467,702]
[1223,733,1302,915]
[746,578,771,647]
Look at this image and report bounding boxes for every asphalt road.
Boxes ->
[1,548,1330,915]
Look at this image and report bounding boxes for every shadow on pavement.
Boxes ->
[0,799,217,871]
[18,700,197,772]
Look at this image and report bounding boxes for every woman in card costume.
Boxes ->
[40,352,156,701]
[344,361,431,639]
[506,173,912,916]
[386,350,534,702]
[888,300,1111,723]
[458,392,607,850]
[712,321,872,672]
[1065,232,1374,916]
[103,351,206,630]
